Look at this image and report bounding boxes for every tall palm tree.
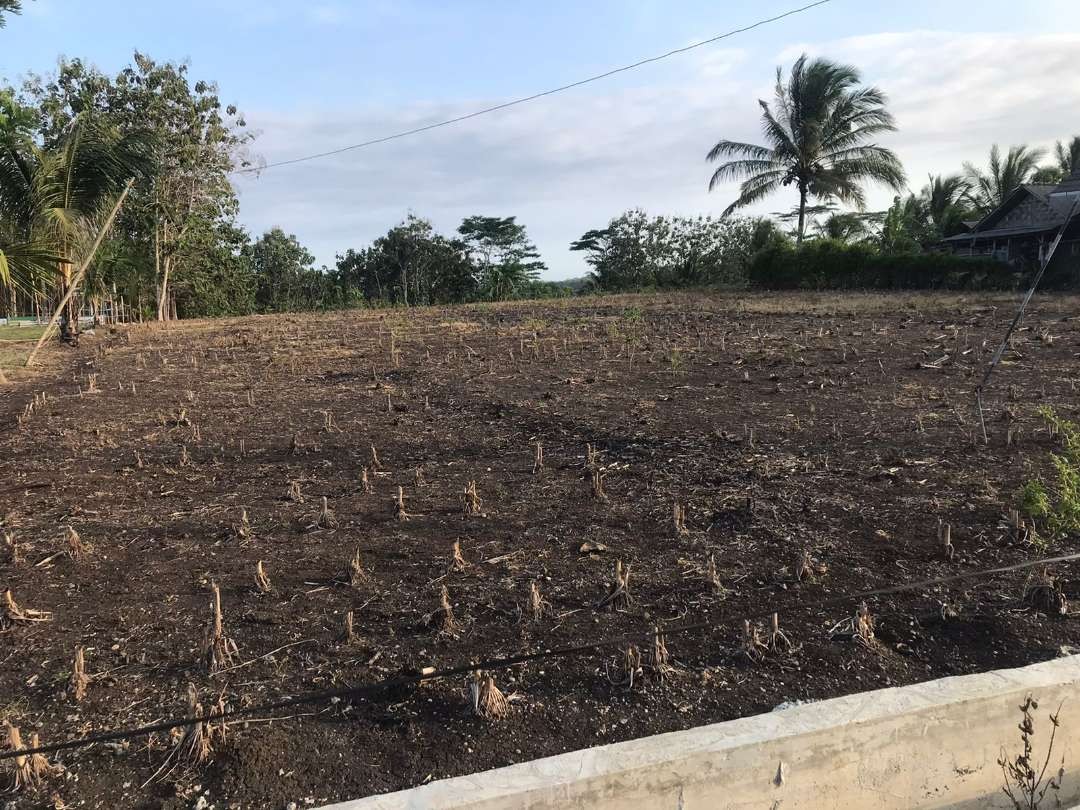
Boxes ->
[963,144,1045,216]
[0,114,152,341]
[706,54,906,242]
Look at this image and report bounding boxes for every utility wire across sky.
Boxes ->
[233,0,836,175]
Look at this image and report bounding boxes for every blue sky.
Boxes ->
[4,0,1080,276]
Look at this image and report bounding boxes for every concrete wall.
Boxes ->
[322,655,1080,810]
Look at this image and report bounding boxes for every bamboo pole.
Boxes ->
[25,179,134,367]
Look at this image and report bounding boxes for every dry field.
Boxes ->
[2,291,1080,809]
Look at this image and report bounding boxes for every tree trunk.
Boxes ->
[157,255,172,321]
[58,260,79,345]
[796,186,808,245]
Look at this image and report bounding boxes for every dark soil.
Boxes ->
[3,291,1080,809]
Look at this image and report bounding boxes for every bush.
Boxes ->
[747,240,1019,290]
[1021,408,1080,542]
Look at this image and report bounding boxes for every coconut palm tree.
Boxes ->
[963,144,1045,216]
[706,54,906,243]
[0,113,153,341]
[919,174,972,238]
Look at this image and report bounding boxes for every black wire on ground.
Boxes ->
[3,548,1078,762]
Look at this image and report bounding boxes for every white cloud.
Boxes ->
[234,33,1080,278]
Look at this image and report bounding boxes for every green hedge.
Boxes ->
[747,240,1020,290]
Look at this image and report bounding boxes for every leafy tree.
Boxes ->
[571,209,758,291]
[245,228,321,313]
[706,54,905,242]
[457,215,546,300]
[963,144,1045,215]
[21,53,254,321]
[813,211,875,243]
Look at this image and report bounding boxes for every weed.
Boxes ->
[1020,408,1080,543]
[998,695,1064,809]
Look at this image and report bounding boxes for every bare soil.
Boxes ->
[2,292,1080,810]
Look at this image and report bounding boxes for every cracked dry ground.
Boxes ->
[2,291,1080,809]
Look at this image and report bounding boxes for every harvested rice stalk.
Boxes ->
[64,526,84,561]
[202,583,238,673]
[286,480,304,503]
[650,627,676,680]
[5,723,56,791]
[533,442,544,474]
[360,466,374,494]
[289,432,304,454]
[347,546,371,587]
[174,684,222,766]
[769,613,792,653]
[795,550,827,583]
[69,646,90,702]
[3,531,20,564]
[254,561,272,594]
[854,602,876,646]
[234,509,254,543]
[463,480,483,516]
[470,671,510,720]
[448,539,468,573]
[1023,569,1069,616]
[341,610,356,644]
[322,410,337,432]
[585,443,599,467]
[597,560,632,610]
[394,486,411,521]
[414,466,427,487]
[606,645,644,689]
[526,580,551,622]
[741,619,767,663]
[314,496,339,529]
[429,585,461,638]
[370,444,383,471]
[179,444,190,467]
[705,554,727,596]
[1,588,51,628]
[590,468,606,501]
[134,449,144,469]
[673,502,688,535]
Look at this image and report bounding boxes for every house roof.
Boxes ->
[942,223,1067,243]
[960,177,1080,241]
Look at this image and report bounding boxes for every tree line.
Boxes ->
[4,23,1080,335]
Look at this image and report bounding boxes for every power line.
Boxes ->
[233,0,836,175]
[4,547,1076,761]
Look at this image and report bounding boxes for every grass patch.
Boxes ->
[0,323,47,342]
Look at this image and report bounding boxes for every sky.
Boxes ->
[3,0,1080,278]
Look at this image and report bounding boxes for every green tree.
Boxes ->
[245,228,319,313]
[963,144,1045,215]
[571,209,758,291]
[919,174,972,237]
[457,215,546,300]
[22,54,254,321]
[0,113,153,341]
[706,53,905,242]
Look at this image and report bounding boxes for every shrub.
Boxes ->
[1020,408,1080,542]
[747,240,1019,291]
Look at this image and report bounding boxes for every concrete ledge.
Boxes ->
[322,656,1080,810]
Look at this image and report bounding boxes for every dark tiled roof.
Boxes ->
[943,223,1064,242]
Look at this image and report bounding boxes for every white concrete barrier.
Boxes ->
[321,655,1080,810]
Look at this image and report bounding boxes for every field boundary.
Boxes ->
[321,654,1080,810]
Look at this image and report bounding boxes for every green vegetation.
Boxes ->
[1021,408,1080,542]
[705,54,906,243]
